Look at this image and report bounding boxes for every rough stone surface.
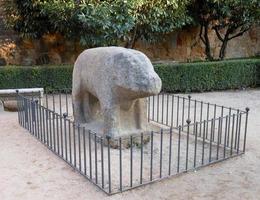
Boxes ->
[72,47,162,138]
[2,100,18,112]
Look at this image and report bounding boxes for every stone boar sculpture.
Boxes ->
[72,47,162,138]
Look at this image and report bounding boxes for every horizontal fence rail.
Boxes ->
[17,91,249,195]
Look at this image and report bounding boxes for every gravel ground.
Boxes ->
[1,89,260,200]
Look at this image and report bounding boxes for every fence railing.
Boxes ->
[17,91,249,195]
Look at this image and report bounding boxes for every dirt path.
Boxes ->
[0,89,260,200]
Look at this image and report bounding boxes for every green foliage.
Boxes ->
[188,0,260,60]
[0,59,259,92]
[2,0,192,47]
[2,0,53,38]
[155,59,260,92]
[0,65,73,90]
[125,0,193,47]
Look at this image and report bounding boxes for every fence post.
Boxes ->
[243,108,250,153]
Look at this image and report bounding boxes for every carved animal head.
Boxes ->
[112,49,162,99]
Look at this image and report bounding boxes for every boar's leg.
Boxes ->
[72,84,87,123]
[82,92,94,123]
[102,102,120,138]
[72,98,85,124]
[134,99,148,130]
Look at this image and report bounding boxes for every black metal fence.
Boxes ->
[16,91,249,195]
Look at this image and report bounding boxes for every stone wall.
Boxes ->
[0,5,259,66]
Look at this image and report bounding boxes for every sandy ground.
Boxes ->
[1,89,260,200]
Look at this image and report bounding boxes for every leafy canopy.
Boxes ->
[2,0,192,47]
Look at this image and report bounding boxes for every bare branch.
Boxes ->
[213,27,224,42]
[199,25,206,45]
[228,28,250,41]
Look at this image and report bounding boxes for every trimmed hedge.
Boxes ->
[0,59,259,93]
[0,65,73,91]
[155,59,260,92]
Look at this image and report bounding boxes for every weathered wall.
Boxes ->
[0,4,259,66]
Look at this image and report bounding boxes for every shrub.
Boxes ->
[155,58,260,92]
[0,59,259,93]
[0,65,73,91]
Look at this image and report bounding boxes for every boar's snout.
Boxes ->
[147,74,162,95]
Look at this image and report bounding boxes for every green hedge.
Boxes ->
[0,58,259,93]
[155,59,260,92]
[0,65,73,91]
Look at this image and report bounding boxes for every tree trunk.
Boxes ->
[199,23,213,61]
[204,24,212,60]
[219,34,229,60]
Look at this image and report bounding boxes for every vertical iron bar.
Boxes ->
[73,123,76,168]
[227,107,232,147]
[185,120,191,171]
[140,133,144,184]
[181,98,185,131]
[223,116,228,158]
[88,130,92,179]
[148,96,150,122]
[60,114,63,157]
[152,96,155,121]
[209,119,214,163]
[166,94,169,125]
[161,94,164,124]
[243,108,250,152]
[206,103,209,139]
[194,100,197,134]
[78,125,82,171]
[202,120,206,165]
[230,114,235,156]
[194,122,198,168]
[237,113,242,154]
[49,110,52,148]
[107,136,111,193]
[177,126,181,173]
[65,90,68,114]
[216,117,221,160]
[53,111,56,152]
[119,138,122,191]
[64,116,68,160]
[234,110,239,149]
[150,131,153,181]
[56,113,60,154]
[94,134,98,183]
[212,104,216,141]
[199,102,203,137]
[157,95,160,122]
[171,95,174,127]
[130,135,133,187]
[220,106,224,144]
[46,109,49,146]
[101,138,104,188]
[168,128,172,175]
[176,96,180,127]
[188,95,191,121]
[159,130,163,178]
[69,120,72,164]
[83,127,87,175]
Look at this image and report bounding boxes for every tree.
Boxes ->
[212,0,260,59]
[2,0,53,39]
[188,0,260,60]
[188,0,218,60]
[2,0,192,48]
[125,0,192,48]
